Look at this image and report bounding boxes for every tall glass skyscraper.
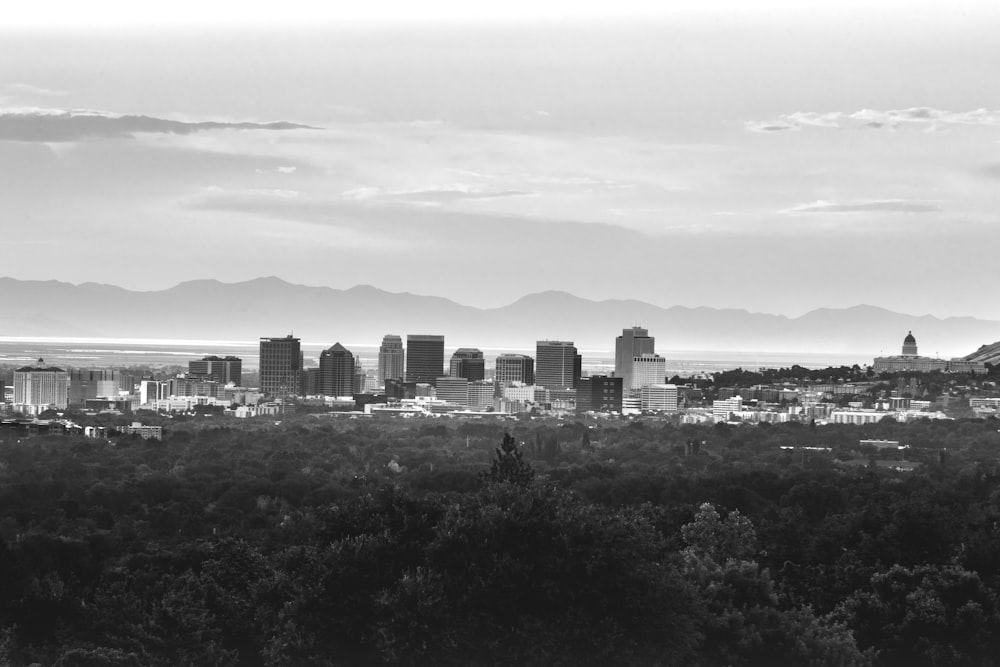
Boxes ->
[378,334,405,384]
[259,334,301,398]
[405,334,445,385]
[319,342,355,397]
[535,340,578,390]
[614,327,655,391]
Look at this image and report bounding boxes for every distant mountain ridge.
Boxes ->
[1,277,998,359]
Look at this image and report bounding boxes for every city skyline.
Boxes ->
[3,3,1000,320]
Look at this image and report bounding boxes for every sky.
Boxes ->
[2,2,1000,319]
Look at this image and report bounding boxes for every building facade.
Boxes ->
[641,384,679,412]
[259,335,301,398]
[319,343,355,397]
[494,354,535,390]
[449,348,485,381]
[615,327,655,391]
[631,355,666,391]
[68,369,120,406]
[378,335,405,384]
[535,340,579,390]
[406,335,445,385]
[14,359,69,414]
[188,356,242,385]
[576,375,623,413]
[434,376,469,405]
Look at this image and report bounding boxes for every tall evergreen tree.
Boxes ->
[481,432,534,486]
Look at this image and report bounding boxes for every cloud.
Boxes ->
[277,165,297,174]
[781,199,943,214]
[0,107,317,142]
[747,107,1000,133]
[339,184,536,205]
[1,83,68,97]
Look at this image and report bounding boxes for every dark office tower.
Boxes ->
[299,368,321,396]
[406,335,445,385]
[378,334,405,384]
[495,354,535,388]
[319,343,355,397]
[259,335,301,398]
[576,375,623,414]
[614,326,655,391]
[68,369,120,406]
[535,341,578,390]
[188,356,242,386]
[449,348,485,381]
[574,354,583,388]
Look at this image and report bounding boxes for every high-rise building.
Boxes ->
[535,341,578,390]
[259,335,301,398]
[68,369,120,406]
[406,335,445,385]
[615,326,655,391]
[188,356,242,386]
[14,359,69,414]
[449,348,485,381]
[631,355,666,391]
[576,375,623,414]
[319,343,355,397]
[378,335,405,384]
[494,354,535,388]
[299,368,321,396]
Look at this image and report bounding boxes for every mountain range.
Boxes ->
[1,277,998,360]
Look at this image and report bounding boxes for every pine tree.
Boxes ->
[480,432,535,486]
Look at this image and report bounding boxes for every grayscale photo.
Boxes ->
[2,0,1000,664]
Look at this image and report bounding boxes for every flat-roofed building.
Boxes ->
[631,355,666,391]
[449,348,485,381]
[259,335,301,398]
[435,376,469,405]
[14,359,68,415]
[641,383,679,412]
[495,354,534,389]
[535,340,579,390]
[406,335,445,385]
[188,356,242,385]
[576,375,622,413]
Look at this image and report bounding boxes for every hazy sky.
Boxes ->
[2,2,1000,318]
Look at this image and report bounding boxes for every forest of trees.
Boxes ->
[3,414,1000,665]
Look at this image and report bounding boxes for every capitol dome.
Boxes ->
[902,331,918,356]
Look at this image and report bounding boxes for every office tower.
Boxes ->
[319,343,355,397]
[435,376,469,405]
[615,327,655,391]
[495,354,534,387]
[449,348,485,380]
[406,335,445,385]
[378,335,405,384]
[631,355,666,390]
[576,375,623,414]
[68,368,120,406]
[259,335,301,398]
[188,356,243,386]
[13,359,69,414]
[299,368,321,396]
[535,340,578,389]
